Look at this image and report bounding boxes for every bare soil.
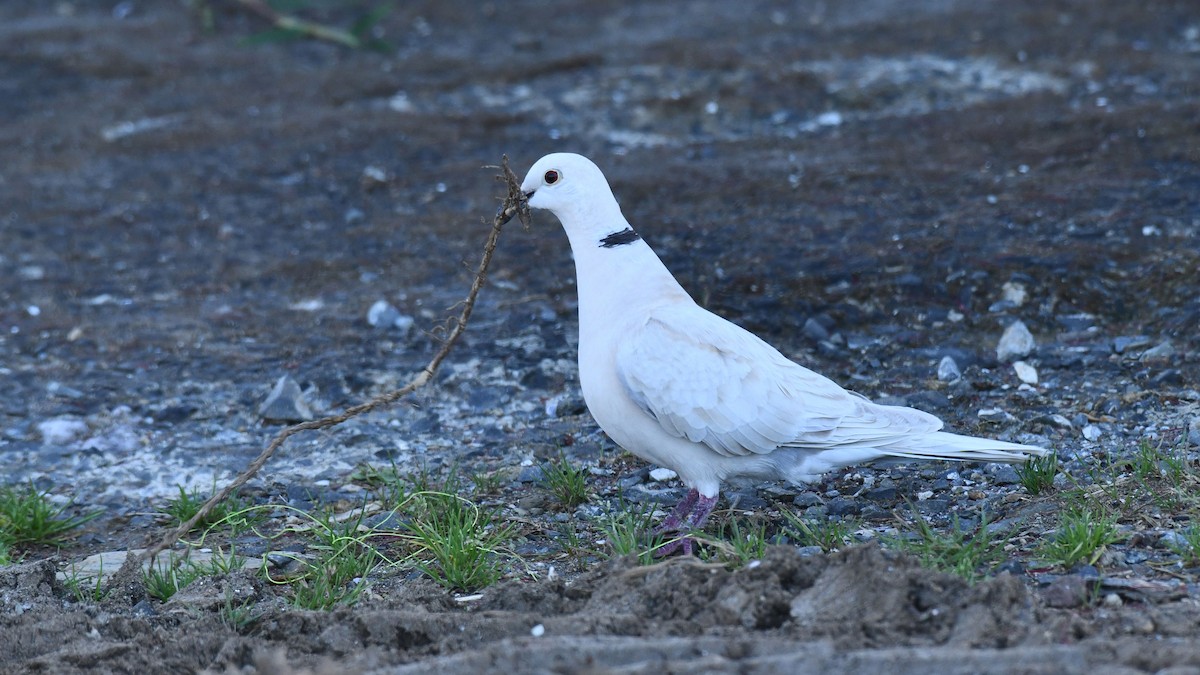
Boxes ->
[2,0,1199,672]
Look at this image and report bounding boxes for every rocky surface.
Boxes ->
[1,0,1198,672]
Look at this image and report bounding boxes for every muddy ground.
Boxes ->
[2,0,1200,672]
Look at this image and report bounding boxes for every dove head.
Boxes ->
[520,153,626,232]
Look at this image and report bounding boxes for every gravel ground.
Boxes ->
[1,0,1199,672]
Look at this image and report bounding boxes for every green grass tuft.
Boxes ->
[782,511,853,552]
[401,492,517,592]
[891,511,1004,583]
[539,453,590,509]
[1038,506,1122,568]
[0,482,101,548]
[1016,453,1059,495]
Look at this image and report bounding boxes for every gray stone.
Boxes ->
[1042,575,1093,608]
[936,355,961,381]
[258,375,314,423]
[826,498,859,516]
[1033,414,1074,430]
[1113,335,1152,354]
[977,408,1016,424]
[989,464,1021,485]
[996,320,1035,361]
[366,299,414,335]
[793,492,823,508]
[1082,424,1102,441]
[802,317,829,341]
[1140,341,1175,361]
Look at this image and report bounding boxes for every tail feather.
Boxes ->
[878,431,1049,464]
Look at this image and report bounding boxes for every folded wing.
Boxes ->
[615,304,943,458]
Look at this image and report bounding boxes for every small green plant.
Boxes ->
[144,555,207,602]
[600,502,661,565]
[0,541,10,566]
[1038,506,1121,568]
[891,511,1004,583]
[204,542,249,576]
[469,469,506,496]
[218,589,262,632]
[540,453,590,509]
[1017,453,1059,495]
[288,505,381,610]
[401,492,516,592]
[782,511,852,552]
[700,518,769,566]
[0,482,101,548]
[159,484,257,532]
[62,561,108,602]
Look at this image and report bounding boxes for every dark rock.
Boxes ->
[863,486,898,502]
[802,317,829,341]
[1042,575,1095,608]
[1113,335,1152,354]
[793,492,823,508]
[826,498,859,516]
[989,465,1021,486]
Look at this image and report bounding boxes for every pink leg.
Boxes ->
[655,491,718,557]
[654,488,699,534]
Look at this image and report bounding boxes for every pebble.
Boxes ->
[936,355,961,382]
[1001,281,1028,307]
[793,492,822,508]
[1082,424,1103,442]
[989,465,1021,485]
[802,317,829,341]
[366,300,415,335]
[36,417,89,445]
[826,498,859,516]
[1140,341,1175,361]
[1113,335,1152,354]
[1158,530,1189,550]
[1033,413,1074,430]
[977,408,1016,424]
[1012,361,1038,385]
[649,467,678,482]
[1042,575,1093,608]
[996,320,1035,361]
[259,375,314,423]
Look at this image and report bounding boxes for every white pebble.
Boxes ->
[530,624,545,637]
[1001,281,1028,307]
[937,355,961,382]
[1082,424,1103,441]
[1013,361,1038,385]
[37,418,89,445]
[649,467,678,482]
[996,320,1036,361]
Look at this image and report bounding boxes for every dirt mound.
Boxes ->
[5,546,1200,673]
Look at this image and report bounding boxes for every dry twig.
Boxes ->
[138,156,529,565]
[224,0,365,48]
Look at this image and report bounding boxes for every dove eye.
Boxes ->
[544,170,560,185]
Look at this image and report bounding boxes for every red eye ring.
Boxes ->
[544,170,560,185]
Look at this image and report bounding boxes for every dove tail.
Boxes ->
[878,431,1050,464]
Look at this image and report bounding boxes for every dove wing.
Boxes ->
[615,304,942,457]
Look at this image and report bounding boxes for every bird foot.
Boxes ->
[653,492,717,557]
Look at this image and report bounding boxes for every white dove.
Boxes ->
[520,152,1049,555]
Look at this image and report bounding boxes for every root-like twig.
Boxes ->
[137,156,529,566]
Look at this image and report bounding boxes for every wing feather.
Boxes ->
[616,303,942,457]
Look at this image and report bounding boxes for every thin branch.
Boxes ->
[138,156,529,565]
[230,0,363,49]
